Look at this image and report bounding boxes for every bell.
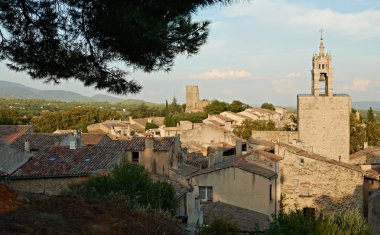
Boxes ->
[319,74,325,81]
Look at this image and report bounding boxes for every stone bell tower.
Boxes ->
[311,35,333,96]
[297,33,351,163]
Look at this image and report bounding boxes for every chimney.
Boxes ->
[364,142,368,149]
[69,141,76,150]
[76,129,82,147]
[24,140,30,152]
[145,134,154,150]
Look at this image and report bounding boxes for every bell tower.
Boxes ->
[311,30,333,96]
[297,31,351,163]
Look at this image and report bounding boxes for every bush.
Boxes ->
[265,209,372,235]
[196,218,239,235]
[71,162,177,215]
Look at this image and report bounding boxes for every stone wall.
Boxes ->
[368,189,380,234]
[190,167,276,216]
[251,131,298,144]
[10,177,87,195]
[298,95,351,162]
[276,145,363,214]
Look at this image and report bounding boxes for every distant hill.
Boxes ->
[352,101,380,110]
[0,80,127,103]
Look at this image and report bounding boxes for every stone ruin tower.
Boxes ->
[297,35,351,163]
[185,85,210,113]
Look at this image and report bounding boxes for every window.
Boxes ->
[299,158,304,166]
[199,186,213,202]
[269,184,273,201]
[132,152,139,162]
[300,186,310,196]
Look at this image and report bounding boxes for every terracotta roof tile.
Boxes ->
[187,157,277,179]
[0,125,33,144]
[10,143,126,179]
[98,137,177,152]
[350,146,380,160]
[10,133,71,151]
[202,202,269,232]
[81,133,111,146]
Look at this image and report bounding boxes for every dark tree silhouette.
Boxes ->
[0,0,231,95]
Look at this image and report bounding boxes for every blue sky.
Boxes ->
[1,0,379,106]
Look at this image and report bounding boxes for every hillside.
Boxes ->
[0,80,126,103]
[0,184,185,235]
[352,101,380,110]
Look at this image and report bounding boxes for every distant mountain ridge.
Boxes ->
[352,101,380,110]
[0,80,127,103]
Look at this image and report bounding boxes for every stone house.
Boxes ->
[180,123,244,157]
[274,143,364,214]
[220,111,250,125]
[9,141,127,195]
[203,114,235,131]
[186,157,278,218]
[115,136,183,176]
[87,120,134,138]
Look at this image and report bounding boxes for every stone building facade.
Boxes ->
[275,143,364,214]
[298,37,351,162]
[185,85,209,113]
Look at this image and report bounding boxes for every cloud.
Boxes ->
[189,69,252,79]
[343,79,371,91]
[222,0,380,38]
[222,89,235,95]
[285,72,302,78]
[273,72,304,94]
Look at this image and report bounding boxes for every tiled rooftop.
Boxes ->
[10,133,71,151]
[350,146,380,160]
[0,142,30,174]
[202,202,269,232]
[99,136,177,152]
[10,142,126,179]
[0,125,33,144]
[187,156,277,179]
[81,133,111,146]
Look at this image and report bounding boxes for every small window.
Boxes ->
[48,156,56,161]
[84,156,91,163]
[269,184,273,201]
[199,186,213,202]
[132,152,139,162]
[300,186,310,196]
[299,158,304,166]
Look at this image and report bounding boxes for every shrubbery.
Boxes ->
[265,209,372,235]
[71,162,177,216]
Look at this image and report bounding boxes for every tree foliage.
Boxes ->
[32,107,120,132]
[204,100,251,114]
[265,209,372,235]
[0,109,29,125]
[261,102,276,111]
[350,112,366,153]
[233,119,277,140]
[71,162,177,216]
[367,107,375,122]
[0,0,231,95]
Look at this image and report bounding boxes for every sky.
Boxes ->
[1,0,379,106]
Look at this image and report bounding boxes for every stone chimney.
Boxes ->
[145,134,154,150]
[76,129,82,147]
[24,140,30,152]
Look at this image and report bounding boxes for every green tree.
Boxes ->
[265,209,371,235]
[71,162,177,215]
[204,100,229,114]
[145,122,159,130]
[350,112,366,153]
[233,119,277,140]
[0,1,232,95]
[261,102,276,111]
[229,100,251,113]
[367,107,375,122]
[366,122,380,147]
